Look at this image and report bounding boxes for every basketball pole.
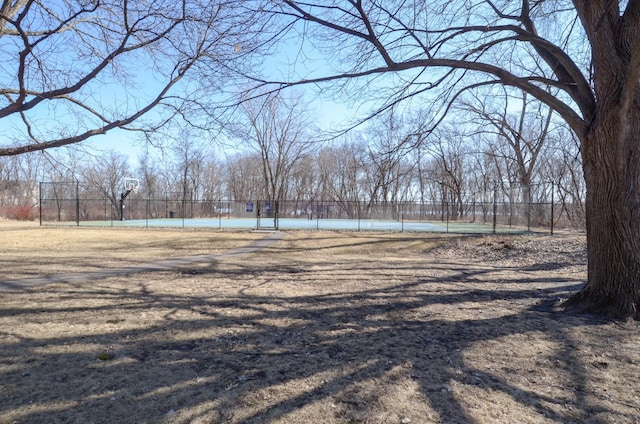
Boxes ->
[119,187,133,221]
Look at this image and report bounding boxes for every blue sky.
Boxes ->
[85,33,364,167]
[0,3,378,167]
[84,89,357,168]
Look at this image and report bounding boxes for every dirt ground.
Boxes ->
[0,222,639,424]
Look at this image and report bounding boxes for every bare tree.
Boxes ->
[464,91,553,197]
[539,126,586,229]
[0,1,258,156]
[426,127,471,221]
[137,150,161,200]
[287,153,319,216]
[166,128,208,202]
[200,156,225,203]
[80,151,131,219]
[235,92,317,206]
[365,111,417,218]
[461,90,555,228]
[253,1,640,319]
[224,152,268,201]
[466,145,500,223]
[316,138,367,218]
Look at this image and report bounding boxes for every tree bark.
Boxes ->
[564,104,640,319]
[561,1,640,320]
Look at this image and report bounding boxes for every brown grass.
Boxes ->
[0,223,264,280]
[0,222,639,424]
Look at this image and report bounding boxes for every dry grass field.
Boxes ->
[0,221,639,424]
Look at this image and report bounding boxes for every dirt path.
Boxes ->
[0,230,285,292]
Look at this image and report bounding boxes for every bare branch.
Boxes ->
[0,1,257,156]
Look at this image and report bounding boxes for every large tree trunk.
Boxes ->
[564,105,640,320]
[562,2,640,320]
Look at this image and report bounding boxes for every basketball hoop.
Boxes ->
[120,177,139,221]
[123,177,140,193]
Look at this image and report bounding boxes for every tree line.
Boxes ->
[2,91,584,229]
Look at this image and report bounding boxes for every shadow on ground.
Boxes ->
[0,234,638,424]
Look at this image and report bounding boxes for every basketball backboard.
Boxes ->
[124,177,139,192]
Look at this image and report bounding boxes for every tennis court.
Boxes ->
[67,216,528,233]
[39,183,558,234]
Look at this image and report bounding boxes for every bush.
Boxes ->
[4,204,37,221]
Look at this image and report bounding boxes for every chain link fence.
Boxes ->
[38,182,585,234]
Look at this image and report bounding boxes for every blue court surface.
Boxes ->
[72,217,526,233]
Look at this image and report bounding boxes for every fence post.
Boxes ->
[527,188,531,232]
[492,181,497,234]
[182,191,186,228]
[39,181,42,226]
[146,196,150,228]
[550,182,555,235]
[76,181,80,226]
[446,199,449,233]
